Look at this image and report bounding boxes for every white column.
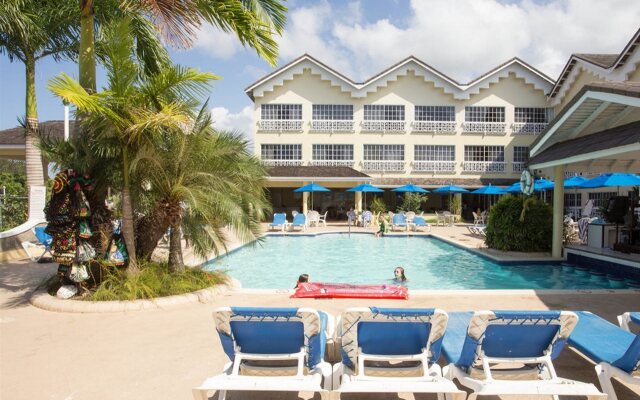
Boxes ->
[302,192,309,214]
[355,191,362,212]
[552,165,565,258]
[63,104,70,141]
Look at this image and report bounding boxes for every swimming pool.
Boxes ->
[204,234,639,290]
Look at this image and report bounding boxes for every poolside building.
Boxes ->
[246,29,640,219]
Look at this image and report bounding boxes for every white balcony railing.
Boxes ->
[413,161,456,172]
[411,121,457,134]
[309,160,354,167]
[461,122,507,135]
[257,120,303,132]
[512,162,526,173]
[261,160,304,167]
[361,121,406,133]
[511,122,547,135]
[462,161,506,173]
[362,161,405,172]
[310,120,355,133]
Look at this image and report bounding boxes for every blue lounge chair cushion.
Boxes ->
[443,311,568,370]
[270,213,286,227]
[413,216,426,226]
[569,311,640,373]
[218,307,327,369]
[392,214,406,225]
[35,226,52,246]
[630,312,640,326]
[292,213,306,226]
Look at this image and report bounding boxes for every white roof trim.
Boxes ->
[267,176,372,182]
[529,142,640,170]
[0,145,26,149]
[247,55,554,101]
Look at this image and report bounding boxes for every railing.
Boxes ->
[512,162,526,173]
[257,120,303,132]
[361,121,406,133]
[413,161,456,172]
[462,161,506,173]
[511,122,547,135]
[309,160,354,167]
[411,121,457,134]
[362,161,405,172]
[261,160,304,167]
[310,120,354,132]
[461,122,506,135]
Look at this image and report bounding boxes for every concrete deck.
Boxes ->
[1,224,639,400]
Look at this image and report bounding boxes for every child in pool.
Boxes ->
[295,273,309,288]
[375,217,386,237]
[393,267,407,282]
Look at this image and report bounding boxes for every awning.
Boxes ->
[267,166,372,182]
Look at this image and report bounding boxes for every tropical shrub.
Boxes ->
[398,193,428,213]
[0,171,28,230]
[485,195,553,252]
[369,196,387,215]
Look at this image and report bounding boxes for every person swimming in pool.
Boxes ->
[393,267,407,282]
[295,273,309,288]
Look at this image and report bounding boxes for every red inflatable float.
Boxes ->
[291,282,409,300]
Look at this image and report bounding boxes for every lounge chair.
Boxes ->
[406,211,416,223]
[569,311,640,400]
[21,226,53,261]
[391,213,408,231]
[268,213,288,232]
[332,307,465,400]
[617,312,640,332]
[466,225,486,237]
[435,211,446,226]
[290,213,307,231]
[472,212,484,226]
[192,307,333,400]
[442,310,605,400]
[411,216,430,232]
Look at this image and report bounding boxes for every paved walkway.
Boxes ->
[1,224,639,400]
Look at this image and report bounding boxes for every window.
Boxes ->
[415,145,455,161]
[464,145,504,162]
[261,104,302,120]
[415,106,455,121]
[312,105,353,120]
[364,105,405,121]
[363,144,404,160]
[260,144,302,160]
[515,107,553,123]
[312,144,353,160]
[588,192,617,208]
[464,106,505,122]
[565,193,582,208]
[513,146,529,163]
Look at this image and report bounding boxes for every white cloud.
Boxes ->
[194,24,243,60]
[276,0,640,82]
[210,105,254,144]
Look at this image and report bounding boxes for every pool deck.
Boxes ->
[1,224,640,400]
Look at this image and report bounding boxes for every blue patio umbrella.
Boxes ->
[578,173,640,192]
[294,182,331,210]
[391,184,429,193]
[564,176,588,188]
[346,183,384,208]
[471,184,506,195]
[434,185,469,212]
[504,179,555,194]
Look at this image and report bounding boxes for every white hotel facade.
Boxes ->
[245,34,640,218]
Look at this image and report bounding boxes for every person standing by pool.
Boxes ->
[295,274,309,288]
[393,267,407,282]
[375,216,386,237]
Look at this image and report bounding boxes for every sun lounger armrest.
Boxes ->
[442,312,474,367]
[308,311,329,368]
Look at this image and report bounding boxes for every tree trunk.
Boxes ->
[79,0,96,93]
[136,203,171,260]
[25,56,45,220]
[121,148,138,274]
[168,220,184,273]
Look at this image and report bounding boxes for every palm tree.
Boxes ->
[0,0,78,217]
[79,0,287,92]
[132,106,270,272]
[48,19,217,273]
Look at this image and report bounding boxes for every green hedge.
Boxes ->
[485,195,553,252]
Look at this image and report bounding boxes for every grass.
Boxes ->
[44,261,227,301]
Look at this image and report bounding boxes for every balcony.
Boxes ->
[462,161,506,173]
[411,121,457,134]
[461,122,507,135]
[511,122,548,135]
[261,160,304,167]
[361,120,406,133]
[512,162,526,173]
[413,161,456,173]
[362,161,405,172]
[310,120,354,133]
[257,120,303,132]
[309,160,354,167]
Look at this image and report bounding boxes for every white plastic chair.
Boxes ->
[317,211,328,227]
[307,210,320,227]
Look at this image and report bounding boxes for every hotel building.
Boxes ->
[245,29,640,220]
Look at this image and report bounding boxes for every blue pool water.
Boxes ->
[204,234,638,289]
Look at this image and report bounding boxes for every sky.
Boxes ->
[1,0,639,142]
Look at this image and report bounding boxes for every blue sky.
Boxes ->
[1,0,638,138]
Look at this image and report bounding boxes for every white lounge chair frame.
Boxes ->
[332,307,466,400]
[444,311,605,400]
[617,312,639,332]
[20,227,53,262]
[595,361,639,400]
[193,307,333,400]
